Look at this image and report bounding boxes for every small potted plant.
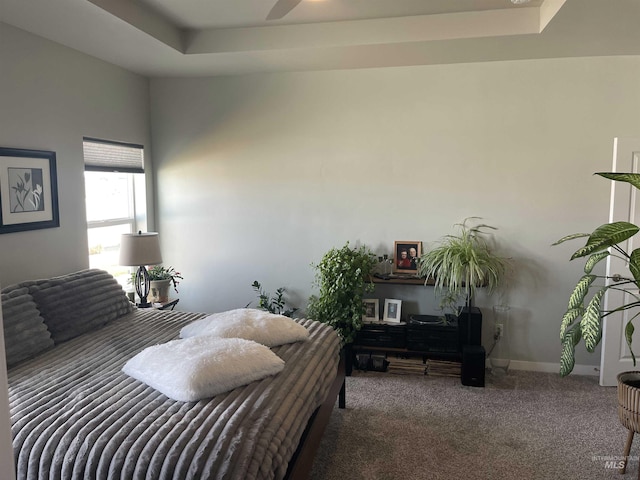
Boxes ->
[247,280,298,317]
[147,265,183,303]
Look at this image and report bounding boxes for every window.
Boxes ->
[84,138,147,287]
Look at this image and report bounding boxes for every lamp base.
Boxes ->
[134,265,152,309]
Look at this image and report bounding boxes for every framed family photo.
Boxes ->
[362,298,379,323]
[0,147,59,234]
[393,241,422,274]
[383,298,402,323]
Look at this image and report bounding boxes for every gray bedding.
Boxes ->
[8,308,340,480]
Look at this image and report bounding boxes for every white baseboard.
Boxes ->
[486,359,600,376]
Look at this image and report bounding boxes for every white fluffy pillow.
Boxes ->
[122,336,285,402]
[179,308,309,347]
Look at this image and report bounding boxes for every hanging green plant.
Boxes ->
[307,242,377,344]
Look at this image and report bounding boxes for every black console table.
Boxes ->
[349,307,486,386]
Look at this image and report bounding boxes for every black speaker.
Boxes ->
[461,345,486,387]
[458,306,482,348]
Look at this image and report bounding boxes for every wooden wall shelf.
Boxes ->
[369,276,435,286]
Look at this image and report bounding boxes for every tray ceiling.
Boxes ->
[1,0,639,77]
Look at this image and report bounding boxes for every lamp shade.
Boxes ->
[119,232,163,266]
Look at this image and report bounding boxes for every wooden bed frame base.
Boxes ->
[285,353,346,480]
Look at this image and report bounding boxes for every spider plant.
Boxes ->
[418,217,509,308]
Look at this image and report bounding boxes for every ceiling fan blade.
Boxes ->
[266,0,304,20]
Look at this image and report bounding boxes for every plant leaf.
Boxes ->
[626,321,637,366]
[584,251,610,274]
[597,172,640,190]
[560,308,583,340]
[571,222,639,260]
[629,249,640,286]
[560,327,581,377]
[567,275,596,310]
[552,233,590,246]
[581,288,606,352]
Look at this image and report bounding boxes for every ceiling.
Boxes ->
[135,0,547,29]
[1,0,640,77]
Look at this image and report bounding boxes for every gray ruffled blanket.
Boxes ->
[8,308,339,479]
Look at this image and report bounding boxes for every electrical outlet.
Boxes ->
[495,323,504,338]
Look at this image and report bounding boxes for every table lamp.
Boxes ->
[119,231,163,308]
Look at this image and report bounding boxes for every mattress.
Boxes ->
[8,309,340,480]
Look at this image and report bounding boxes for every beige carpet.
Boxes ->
[310,369,634,480]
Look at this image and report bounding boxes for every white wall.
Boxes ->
[0,22,153,286]
[150,56,640,368]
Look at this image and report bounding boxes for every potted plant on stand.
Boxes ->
[554,173,640,375]
[554,172,640,474]
[147,265,182,304]
[418,217,510,373]
[307,242,377,374]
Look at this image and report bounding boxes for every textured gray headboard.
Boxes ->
[1,285,53,367]
[2,269,133,366]
[27,269,133,343]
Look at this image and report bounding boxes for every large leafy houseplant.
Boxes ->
[307,242,377,344]
[418,217,509,311]
[554,172,640,377]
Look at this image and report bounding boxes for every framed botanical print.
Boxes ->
[0,147,59,234]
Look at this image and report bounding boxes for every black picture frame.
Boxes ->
[0,147,59,234]
[362,298,379,322]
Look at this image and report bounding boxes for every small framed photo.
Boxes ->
[362,298,379,322]
[383,298,402,323]
[0,147,59,234]
[393,241,422,274]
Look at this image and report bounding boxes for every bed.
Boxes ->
[3,269,344,480]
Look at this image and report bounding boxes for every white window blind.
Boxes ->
[84,137,147,289]
[83,137,144,173]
